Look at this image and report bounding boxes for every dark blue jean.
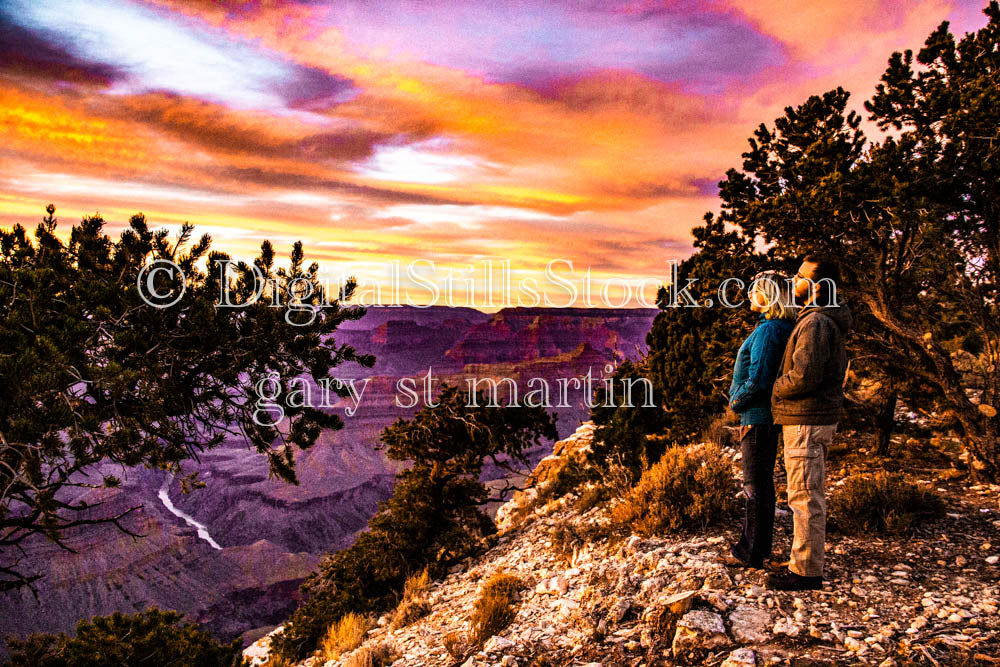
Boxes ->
[732,423,780,566]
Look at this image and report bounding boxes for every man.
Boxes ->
[767,254,852,591]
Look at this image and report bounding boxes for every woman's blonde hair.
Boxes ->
[749,270,796,320]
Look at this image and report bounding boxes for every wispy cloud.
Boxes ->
[0,0,991,307]
[2,0,354,111]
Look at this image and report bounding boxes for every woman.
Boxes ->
[727,270,796,568]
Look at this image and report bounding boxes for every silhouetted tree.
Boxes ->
[0,206,374,589]
[718,2,1000,476]
[272,383,556,660]
[3,607,243,667]
[589,214,764,479]
[592,4,1000,479]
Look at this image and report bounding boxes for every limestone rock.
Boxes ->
[640,574,670,597]
[703,569,733,590]
[729,605,772,644]
[721,647,757,667]
[672,610,731,655]
[662,590,697,615]
[484,635,516,653]
[702,591,729,612]
[773,617,801,638]
[495,422,596,531]
[559,598,580,618]
[608,598,630,624]
[535,574,569,596]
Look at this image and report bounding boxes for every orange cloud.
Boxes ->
[1,0,992,307]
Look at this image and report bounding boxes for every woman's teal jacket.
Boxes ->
[729,314,795,425]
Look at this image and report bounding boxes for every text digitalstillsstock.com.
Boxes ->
[136,258,838,321]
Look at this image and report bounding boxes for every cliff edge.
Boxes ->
[248,423,1000,666]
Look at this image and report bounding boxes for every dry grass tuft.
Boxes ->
[389,567,432,630]
[319,612,369,662]
[342,642,401,667]
[611,442,737,536]
[469,572,523,648]
[830,471,944,535]
[443,630,468,661]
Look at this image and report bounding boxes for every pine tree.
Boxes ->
[589,214,765,479]
[272,383,556,660]
[3,607,242,667]
[591,3,1000,478]
[0,206,374,589]
[861,2,1000,474]
[717,3,1000,476]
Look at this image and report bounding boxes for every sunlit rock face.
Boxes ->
[442,307,657,368]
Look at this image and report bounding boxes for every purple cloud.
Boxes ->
[0,14,123,87]
[313,0,787,94]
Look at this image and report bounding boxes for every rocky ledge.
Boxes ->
[250,422,1000,666]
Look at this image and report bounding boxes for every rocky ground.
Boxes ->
[248,423,1000,667]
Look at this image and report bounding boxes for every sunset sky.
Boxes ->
[0,0,990,308]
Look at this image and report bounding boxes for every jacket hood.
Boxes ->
[798,302,853,335]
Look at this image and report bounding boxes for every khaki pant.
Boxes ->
[782,423,837,577]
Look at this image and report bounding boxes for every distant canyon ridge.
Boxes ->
[0,305,657,651]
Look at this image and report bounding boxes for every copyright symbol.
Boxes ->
[137,259,186,308]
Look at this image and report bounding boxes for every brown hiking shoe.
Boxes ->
[719,542,764,569]
[719,553,749,567]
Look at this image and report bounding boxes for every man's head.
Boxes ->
[793,254,840,306]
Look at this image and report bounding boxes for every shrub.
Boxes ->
[537,458,590,504]
[470,592,517,648]
[442,631,468,661]
[402,566,430,601]
[469,572,523,647]
[549,517,618,560]
[273,384,555,660]
[611,443,738,535]
[507,458,592,527]
[549,522,585,564]
[603,451,637,497]
[478,572,523,602]
[391,600,431,629]
[319,612,370,662]
[389,568,432,630]
[703,410,739,449]
[342,643,401,667]
[270,530,411,661]
[2,607,241,667]
[830,471,945,535]
[587,357,671,484]
[574,484,612,513]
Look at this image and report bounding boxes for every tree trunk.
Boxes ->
[863,292,998,478]
[873,391,897,457]
[958,412,1000,482]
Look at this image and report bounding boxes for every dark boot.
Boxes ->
[766,569,823,591]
